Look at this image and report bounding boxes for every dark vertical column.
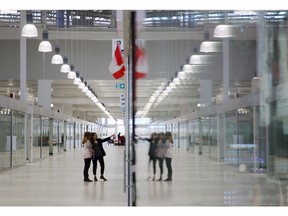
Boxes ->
[73,122,76,149]
[49,118,53,156]
[40,117,43,158]
[130,11,137,207]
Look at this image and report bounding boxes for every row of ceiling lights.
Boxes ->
[21,11,115,122]
[137,24,234,117]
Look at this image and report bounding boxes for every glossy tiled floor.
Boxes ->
[0,141,288,207]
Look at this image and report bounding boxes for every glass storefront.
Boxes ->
[33,115,41,161]
[0,108,25,171]
[0,108,12,171]
[41,117,49,158]
[12,110,25,167]
[224,108,254,169]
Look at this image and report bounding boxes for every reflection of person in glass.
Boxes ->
[91,132,114,181]
[142,132,158,181]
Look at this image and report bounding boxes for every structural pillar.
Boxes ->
[20,10,28,103]
[38,80,51,109]
[223,38,230,101]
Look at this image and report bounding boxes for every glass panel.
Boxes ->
[268,100,288,178]
[0,108,11,171]
[209,115,218,160]
[75,123,81,148]
[33,115,41,160]
[224,108,254,169]
[12,110,25,167]
[52,120,59,154]
[200,117,210,155]
[66,122,74,150]
[179,122,187,150]
[172,123,178,148]
[41,117,49,158]
[58,121,64,152]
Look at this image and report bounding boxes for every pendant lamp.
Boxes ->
[51,45,63,64]
[73,71,81,85]
[60,56,71,73]
[22,11,38,37]
[78,77,85,89]
[38,30,52,52]
[200,41,222,53]
[67,64,76,79]
[213,24,234,38]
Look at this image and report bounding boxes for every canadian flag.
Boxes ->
[109,43,126,79]
[135,43,148,79]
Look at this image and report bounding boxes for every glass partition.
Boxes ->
[267,100,288,178]
[58,121,64,152]
[41,117,49,158]
[209,115,218,160]
[66,122,74,150]
[179,121,188,150]
[33,115,41,161]
[12,110,25,167]
[75,123,81,148]
[172,123,178,148]
[224,108,254,169]
[0,108,12,171]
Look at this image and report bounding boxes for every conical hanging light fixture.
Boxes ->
[52,12,64,64]
[73,71,81,85]
[200,41,222,53]
[82,82,89,93]
[60,56,70,73]
[67,64,76,79]
[78,77,85,89]
[22,11,38,37]
[51,45,63,64]
[213,24,234,38]
[200,29,222,53]
[38,30,52,52]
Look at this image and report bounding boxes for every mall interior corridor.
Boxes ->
[0,141,287,206]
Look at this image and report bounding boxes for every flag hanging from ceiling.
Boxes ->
[109,40,126,79]
[135,40,149,79]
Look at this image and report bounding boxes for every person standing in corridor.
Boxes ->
[156,132,166,181]
[91,132,114,181]
[164,131,173,181]
[82,132,94,182]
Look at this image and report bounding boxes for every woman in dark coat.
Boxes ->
[91,132,113,181]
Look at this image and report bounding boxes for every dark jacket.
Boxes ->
[92,137,111,157]
[145,138,158,158]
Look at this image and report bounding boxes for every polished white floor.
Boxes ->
[0,141,287,207]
